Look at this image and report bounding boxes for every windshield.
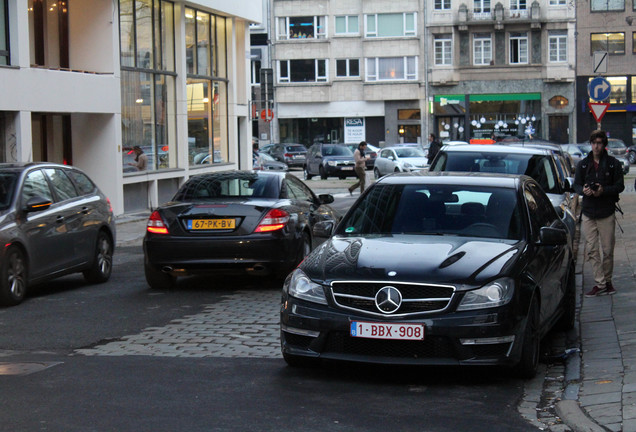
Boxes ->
[395,148,426,158]
[174,172,280,200]
[431,152,560,194]
[337,183,522,240]
[322,146,353,156]
[0,172,17,211]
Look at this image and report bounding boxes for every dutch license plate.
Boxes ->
[188,219,236,230]
[341,167,353,170]
[350,321,425,340]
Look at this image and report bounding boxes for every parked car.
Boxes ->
[429,144,577,241]
[253,151,288,171]
[0,163,116,306]
[605,138,630,174]
[344,143,378,169]
[304,143,356,180]
[628,145,636,164]
[143,170,338,289]
[280,172,575,378]
[562,143,591,168]
[267,144,307,168]
[373,146,429,179]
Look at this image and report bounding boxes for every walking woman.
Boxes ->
[348,141,369,196]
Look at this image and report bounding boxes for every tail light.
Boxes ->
[147,210,169,234]
[254,208,290,233]
[284,153,292,158]
[107,197,113,214]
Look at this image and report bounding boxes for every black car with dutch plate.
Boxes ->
[143,170,338,289]
[0,163,115,306]
[280,172,575,378]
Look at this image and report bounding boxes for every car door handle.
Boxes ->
[56,215,65,223]
[81,206,90,215]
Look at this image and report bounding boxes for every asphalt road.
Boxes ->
[0,244,542,432]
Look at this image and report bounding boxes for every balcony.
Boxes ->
[457,1,542,30]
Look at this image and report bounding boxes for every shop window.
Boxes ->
[434,35,452,65]
[590,33,625,55]
[549,32,567,62]
[277,16,326,40]
[278,59,328,83]
[335,15,358,35]
[632,77,636,103]
[365,13,416,38]
[398,109,421,120]
[365,57,417,81]
[187,80,228,167]
[509,33,528,64]
[591,0,624,11]
[0,0,8,65]
[548,96,569,109]
[336,59,359,78]
[120,0,177,173]
[586,76,627,103]
[473,34,492,65]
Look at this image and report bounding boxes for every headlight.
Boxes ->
[457,278,514,311]
[403,162,413,168]
[285,269,328,305]
[327,160,337,166]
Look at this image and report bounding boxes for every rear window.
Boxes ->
[174,173,280,200]
[67,170,96,195]
[286,145,306,152]
[0,172,18,210]
[337,183,522,240]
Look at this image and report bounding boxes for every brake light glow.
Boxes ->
[254,208,290,233]
[284,153,292,158]
[147,210,169,234]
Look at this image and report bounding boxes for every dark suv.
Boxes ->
[304,144,356,180]
[268,144,307,168]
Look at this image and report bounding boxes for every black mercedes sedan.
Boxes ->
[143,170,338,289]
[0,163,116,306]
[280,172,575,378]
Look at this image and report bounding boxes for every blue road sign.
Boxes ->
[588,77,612,102]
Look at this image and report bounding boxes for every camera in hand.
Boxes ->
[586,183,600,191]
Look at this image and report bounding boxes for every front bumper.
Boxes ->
[280,293,526,366]
[324,165,357,177]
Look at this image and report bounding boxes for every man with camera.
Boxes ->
[573,130,625,297]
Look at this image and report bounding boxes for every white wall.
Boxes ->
[69,0,116,73]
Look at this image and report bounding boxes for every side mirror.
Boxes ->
[564,177,574,192]
[313,220,335,238]
[538,226,567,246]
[25,196,52,213]
[318,193,334,204]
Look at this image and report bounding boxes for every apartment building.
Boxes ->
[575,0,636,144]
[0,0,261,215]
[259,0,576,146]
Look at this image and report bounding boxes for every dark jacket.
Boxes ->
[573,150,624,219]
[428,140,442,163]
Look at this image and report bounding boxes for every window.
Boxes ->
[251,60,261,86]
[28,0,69,67]
[434,35,452,65]
[277,16,327,40]
[590,0,624,11]
[473,34,492,65]
[278,59,328,83]
[365,57,417,81]
[435,0,451,10]
[510,33,528,64]
[0,0,8,65]
[120,0,177,173]
[43,169,78,201]
[633,32,636,54]
[336,59,359,77]
[365,13,416,38]
[549,0,566,5]
[473,0,491,15]
[510,0,527,10]
[549,96,569,109]
[549,32,567,62]
[335,15,359,35]
[590,33,625,55]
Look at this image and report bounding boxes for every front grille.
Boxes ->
[330,281,455,317]
[324,332,456,359]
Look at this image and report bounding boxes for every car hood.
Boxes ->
[300,235,522,289]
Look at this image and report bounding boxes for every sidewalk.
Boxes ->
[557,191,636,432]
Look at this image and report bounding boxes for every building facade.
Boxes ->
[575,0,636,144]
[0,0,260,215]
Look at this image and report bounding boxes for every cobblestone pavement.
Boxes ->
[75,290,281,359]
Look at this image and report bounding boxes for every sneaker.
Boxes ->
[601,282,616,296]
[585,286,607,297]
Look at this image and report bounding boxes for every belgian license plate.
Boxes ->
[341,167,353,171]
[188,219,236,230]
[350,321,425,340]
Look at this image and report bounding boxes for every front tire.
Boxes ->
[319,166,328,180]
[144,261,176,290]
[374,168,381,179]
[514,297,540,378]
[83,231,113,284]
[629,151,636,164]
[304,166,313,180]
[0,247,27,306]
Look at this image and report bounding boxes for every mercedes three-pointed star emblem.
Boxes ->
[375,286,402,314]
